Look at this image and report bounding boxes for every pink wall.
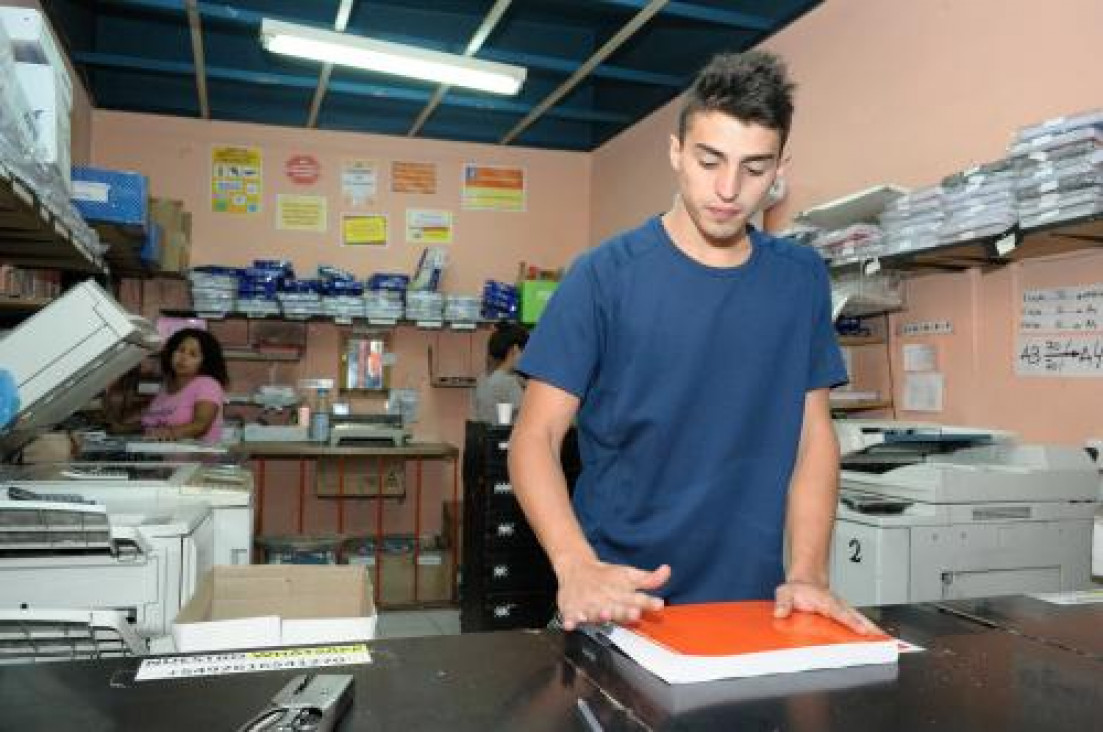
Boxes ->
[591,0,1103,445]
[94,111,591,537]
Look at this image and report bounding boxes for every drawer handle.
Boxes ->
[493,565,509,578]
[493,482,513,494]
[496,523,515,537]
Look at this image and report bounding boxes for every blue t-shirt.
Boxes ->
[518,216,846,604]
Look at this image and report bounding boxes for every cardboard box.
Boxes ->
[342,537,454,605]
[0,8,73,107]
[172,565,377,653]
[13,62,70,188]
[519,279,558,324]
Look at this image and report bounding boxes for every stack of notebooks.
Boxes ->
[878,185,945,256]
[939,159,1019,244]
[602,601,899,685]
[1010,108,1103,229]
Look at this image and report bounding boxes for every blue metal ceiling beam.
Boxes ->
[593,0,773,30]
[73,51,631,124]
[96,0,686,88]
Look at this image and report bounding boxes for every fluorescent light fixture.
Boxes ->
[260,18,526,96]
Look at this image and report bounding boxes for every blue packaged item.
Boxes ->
[322,279,364,296]
[0,368,20,430]
[318,265,356,281]
[481,279,519,319]
[367,273,410,291]
[71,166,150,227]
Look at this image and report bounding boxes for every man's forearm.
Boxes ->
[785,419,840,586]
[508,425,596,574]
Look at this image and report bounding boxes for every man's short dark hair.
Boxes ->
[678,50,796,148]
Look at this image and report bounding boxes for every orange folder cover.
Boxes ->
[605,601,898,684]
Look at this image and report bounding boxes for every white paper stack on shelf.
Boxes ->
[812,224,885,264]
[443,295,481,322]
[363,290,404,321]
[405,290,444,321]
[830,270,905,320]
[938,159,1018,244]
[878,185,945,255]
[187,268,238,317]
[277,291,324,319]
[1011,110,1103,229]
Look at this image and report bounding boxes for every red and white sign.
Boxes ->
[284,154,321,185]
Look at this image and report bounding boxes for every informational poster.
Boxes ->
[343,214,388,247]
[284,154,321,185]
[211,145,262,214]
[391,161,436,194]
[1019,284,1103,333]
[461,164,525,211]
[342,159,378,208]
[406,209,453,244]
[276,195,327,232]
[902,343,937,372]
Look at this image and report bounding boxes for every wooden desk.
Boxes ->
[231,442,460,607]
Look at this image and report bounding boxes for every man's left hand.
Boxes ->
[774,580,881,635]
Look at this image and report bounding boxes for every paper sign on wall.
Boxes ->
[342,159,378,208]
[343,214,388,247]
[392,161,436,194]
[284,154,321,185]
[461,164,525,211]
[903,343,937,372]
[1016,335,1103,377]
[903,373,944,412]
[1020,284,1103,333]
[277,195,327,232]
[211,145,262,214]
[406,209,453,244]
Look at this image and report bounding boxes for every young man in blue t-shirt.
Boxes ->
[509,50,876,635]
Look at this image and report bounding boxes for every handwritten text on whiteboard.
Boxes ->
[1016,335,1103,377]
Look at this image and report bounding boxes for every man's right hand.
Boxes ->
[554,556,671,630]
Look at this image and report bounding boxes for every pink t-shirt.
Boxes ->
[141,375,224,443]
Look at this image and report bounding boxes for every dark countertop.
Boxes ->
[936,594,1103,658]
[3,600,1103,731]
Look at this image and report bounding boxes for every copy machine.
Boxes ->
[830,421,1098,607]
[0,281,254,640]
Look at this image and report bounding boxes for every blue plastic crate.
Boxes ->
[71,166,149,227]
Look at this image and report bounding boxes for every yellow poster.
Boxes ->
[212,145,262,214]
[277,195,327,232]
[343,214,388,247]
[461,164,525,212]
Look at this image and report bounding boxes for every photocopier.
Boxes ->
[0,281,254,640]
[830,420,1099,607]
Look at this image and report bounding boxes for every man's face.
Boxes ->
[669,111,784,246]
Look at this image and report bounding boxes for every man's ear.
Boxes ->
[669,133,682,173]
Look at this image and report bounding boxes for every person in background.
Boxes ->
[509,50,875,635]
[136,327,228,443]
[472,321,529,424]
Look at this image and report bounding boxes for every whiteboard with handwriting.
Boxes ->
[1020,284,1103,333]
[1016,335,1103,377]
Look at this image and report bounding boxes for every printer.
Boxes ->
[0,281,253,641]
[830,420,1099,606]
[329,413,409,446]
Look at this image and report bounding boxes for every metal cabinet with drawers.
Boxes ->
[459,422,580,633]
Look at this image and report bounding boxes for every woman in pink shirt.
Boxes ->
[141,328,228,443]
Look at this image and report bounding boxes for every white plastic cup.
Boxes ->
[495,403,513,426]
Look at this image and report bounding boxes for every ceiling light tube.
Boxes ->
[260,18,526,96]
